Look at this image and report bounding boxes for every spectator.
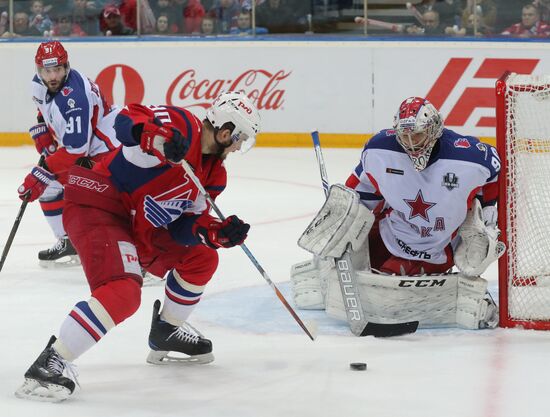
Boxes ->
[29,0,53,35]
[102,4,134,35]
[447,10,493,36]
[255,0,303,33]
[71,0,102,36]
[151,0,175,19]
[154,12,173,34]
[229,10,267,34]
[0,9,7,36]
[200,15,216,34]
[51,13,87,36]
[407,10,446,35]
[208,0,240,33]
[416,0,462,28]
[1,11,42,37]
[461,0,497,31]
[496,0,525,31]
[534,0,550,21]
[501,3,550,37]
[183,0,206,33]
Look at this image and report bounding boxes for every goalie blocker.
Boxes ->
[294,184,499,330]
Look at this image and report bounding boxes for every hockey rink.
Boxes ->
[1,145,550,417]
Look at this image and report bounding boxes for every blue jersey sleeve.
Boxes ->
[56,71,90,149]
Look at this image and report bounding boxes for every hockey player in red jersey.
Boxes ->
[293,97,504,331]
[15,91,261,402]
[18,41,120,267]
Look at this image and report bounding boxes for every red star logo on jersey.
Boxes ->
[404,190,436,222]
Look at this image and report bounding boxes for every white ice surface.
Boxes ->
[1,147,550,417]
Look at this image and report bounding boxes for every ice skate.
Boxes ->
[146,300,214,365]
[15,336,77,402]
[38,236,80,268]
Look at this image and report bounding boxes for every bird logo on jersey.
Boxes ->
[403,190,436,222]
[143,195,194,227]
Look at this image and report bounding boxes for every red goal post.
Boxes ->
[497,72,550,330]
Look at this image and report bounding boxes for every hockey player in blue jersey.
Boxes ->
[18,41,120,267]
[293,97,505,331]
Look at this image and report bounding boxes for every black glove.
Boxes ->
[194,215,250,249]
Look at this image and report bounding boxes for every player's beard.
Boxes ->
[45,79,62,94]
[212,137,232,159]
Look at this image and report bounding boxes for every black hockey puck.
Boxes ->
[349,362,367,371]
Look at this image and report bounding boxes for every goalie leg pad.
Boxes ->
[456,275,498,329]
[324,267,497,329]
[290,257,331,310]
[298,184,374,259]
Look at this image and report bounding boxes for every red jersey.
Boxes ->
[94,104,227,258]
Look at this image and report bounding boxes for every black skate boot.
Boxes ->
[15,336,77,402]
[38,236,80,268]
[146,299,214,365]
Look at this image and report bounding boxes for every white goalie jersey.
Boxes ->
[345,128,501,265]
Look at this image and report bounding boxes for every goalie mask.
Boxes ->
[206,91,261,153]
[35,41,70,93]
[393,97,443,171]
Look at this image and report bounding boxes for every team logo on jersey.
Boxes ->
[442,172,459,190]
[67,98,76,108]
[454,138,470,148]
[143,195,193,228]
[403,190,436,222]
[61,86,73,97]
[386,167,404,175]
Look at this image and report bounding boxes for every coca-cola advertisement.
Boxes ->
[2,40,550,143]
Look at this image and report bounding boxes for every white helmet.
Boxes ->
[393,97,443,171]
[206,91,261,153]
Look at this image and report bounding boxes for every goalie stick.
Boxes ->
[0,154,45,273]
[180,159,316,341]
[310,131,419,337]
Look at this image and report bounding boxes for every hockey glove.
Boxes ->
[140,121,189,164]
[29,123,57,156]
[18,166,55,202]
[194,214,250,249]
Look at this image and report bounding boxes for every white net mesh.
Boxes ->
[504,74,550,321]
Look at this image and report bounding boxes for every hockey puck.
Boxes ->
[349,362,367,371]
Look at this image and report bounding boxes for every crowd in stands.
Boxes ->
[0,0,549,38]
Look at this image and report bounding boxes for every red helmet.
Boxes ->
[35,41,69,68]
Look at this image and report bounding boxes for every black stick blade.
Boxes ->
[360,321,419,338]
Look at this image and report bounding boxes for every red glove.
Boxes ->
[29,123,57,156]
[17,166,55,202]
[193,214,250,249]
[140,121,189,164]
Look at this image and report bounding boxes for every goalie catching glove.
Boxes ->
[454,199,506,277]
[193,214,250,249]
[139,120,190,164]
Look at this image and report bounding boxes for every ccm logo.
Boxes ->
[238,101,253,114]
[398,279,447,287]
[68,175,109,192]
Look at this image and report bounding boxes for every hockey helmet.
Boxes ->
[206,91,261,153]
[35,41,69,68]
[393,97,443,171]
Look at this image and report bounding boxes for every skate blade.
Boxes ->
[146,350,214,365]
[15,378,72,403]
[39,255,81,269]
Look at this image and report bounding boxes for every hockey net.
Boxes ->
[497,72,550,329]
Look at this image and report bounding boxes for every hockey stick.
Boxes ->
[180,159,316,341]
[0,154,46,273]
[310,131,418,337]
